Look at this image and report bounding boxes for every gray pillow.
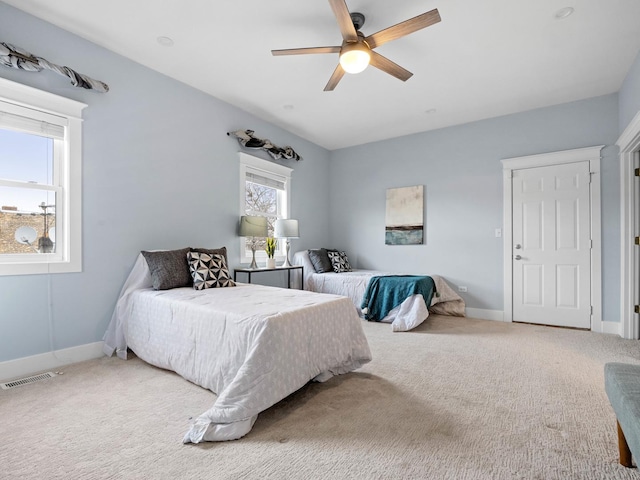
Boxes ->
[308,248,333,273]
[141,248,192,290]
[191,246,228,266]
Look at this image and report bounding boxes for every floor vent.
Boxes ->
[1,372,56,390]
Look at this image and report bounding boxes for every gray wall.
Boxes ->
[0,3,331,362]
[328,94,621,320]
[619,49,640,134]
[0,2,636,364]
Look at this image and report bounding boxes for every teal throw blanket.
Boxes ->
[361,275,435,322]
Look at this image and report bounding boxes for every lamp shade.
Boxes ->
[239,215,268,237]
[339,43,370,74]
[274,219,299,238]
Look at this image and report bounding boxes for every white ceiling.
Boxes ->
[4,0,640,150]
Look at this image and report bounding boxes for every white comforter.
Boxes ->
[103,254,372,443]
[293,251,465,332]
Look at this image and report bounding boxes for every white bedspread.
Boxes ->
[293,251,465,332]
[103,254,372,443]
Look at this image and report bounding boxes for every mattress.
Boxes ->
[103,254,372,442]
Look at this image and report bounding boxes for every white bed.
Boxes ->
[293,250,465,332]
[103,254,372,443]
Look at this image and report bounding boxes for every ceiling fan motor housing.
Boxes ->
[351,12,365,31]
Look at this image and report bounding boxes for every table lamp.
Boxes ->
[274,219,299,267]
[239,215,268,269]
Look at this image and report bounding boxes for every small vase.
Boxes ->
[266,258,276,269]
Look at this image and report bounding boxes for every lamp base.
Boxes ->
[249,246,258,269]
[281,240,292,267]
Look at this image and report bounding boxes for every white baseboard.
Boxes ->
[0,341,104,382]
[465,309,624,336]
[600,321,622,337]
[465,308,505,322]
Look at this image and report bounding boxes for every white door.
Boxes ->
[512,161,591,328]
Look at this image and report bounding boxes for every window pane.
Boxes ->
[246,181,277,216]
[0,128,54,184]
[245,179,278,255]
[0,186,56,254]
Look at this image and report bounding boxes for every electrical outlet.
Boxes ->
[458,286,467,293]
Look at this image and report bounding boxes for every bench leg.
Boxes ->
[618,420,635,468]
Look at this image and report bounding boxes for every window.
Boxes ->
[239,153,292,264]
[0,77,86,276]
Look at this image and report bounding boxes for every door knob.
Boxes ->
[514,244,522,249]
[514,255,522,260]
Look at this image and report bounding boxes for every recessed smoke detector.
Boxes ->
[157,36,174,47]
[555,7,574,19]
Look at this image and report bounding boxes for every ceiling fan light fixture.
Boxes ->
[271,3,442,90]
[339,44,370,74]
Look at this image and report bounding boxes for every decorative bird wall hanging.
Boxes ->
[0,41,109,93]
[227,129,302,161]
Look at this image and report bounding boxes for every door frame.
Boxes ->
[501,146,604,331]
[618,111,640,339]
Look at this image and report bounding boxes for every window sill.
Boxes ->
[0,259,81,276]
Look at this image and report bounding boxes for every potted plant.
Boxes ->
[265,237,277,268]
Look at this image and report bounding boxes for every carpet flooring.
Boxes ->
[2,315,640,479]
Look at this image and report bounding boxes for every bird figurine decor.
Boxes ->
[227,129,302,161]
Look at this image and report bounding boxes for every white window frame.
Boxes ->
[0,77,86,276]
[239,152,292,265]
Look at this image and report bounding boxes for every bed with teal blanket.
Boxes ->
[293,251,465,332]
[361,275,435,322]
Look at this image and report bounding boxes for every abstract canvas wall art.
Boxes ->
[385,185,424,245]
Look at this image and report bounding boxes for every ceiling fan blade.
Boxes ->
[365,9,441,49]
[369,51,413,82]
[271,46,341,56]
[328,0,358,43]
[324,64,346,91]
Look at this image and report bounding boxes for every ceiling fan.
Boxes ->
[271,0,441,91]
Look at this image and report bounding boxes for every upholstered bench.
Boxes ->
[604,362,640,467]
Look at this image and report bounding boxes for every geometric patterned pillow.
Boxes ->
[187,252,236,290]
[327,250,352,273]
[190,246,228,267]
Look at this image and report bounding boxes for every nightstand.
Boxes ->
[234,265,303,289]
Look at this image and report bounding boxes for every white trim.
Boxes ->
[52,114,83,274]
[501,146,604,331]
[239,151,293,179]
[0,341,104,382]
[0,77,85,276]
[465,308,505,322]
[463,309,622,333]
[502,168,514,322]
[590,154,603,332]
[238,152,293,264]
[501,146,603,170]
[617,110,640,339]
[0,76,86,118]
[601,321,622,336]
